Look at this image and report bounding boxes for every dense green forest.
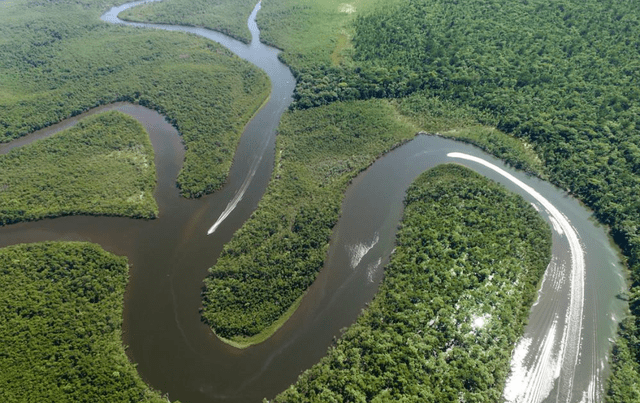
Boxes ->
[202,99,416,344]
[270,0,640,274]
[120,0,257,43]
[121,0,541,173]
[0,111,158,225]
[254,0,546,175]
[202,97,541,346]
[4,0,640,399]
[0,242,168,402]
[273,164,551,402]
[254,0,640,398]
[158,0,640,397]
[0,0,269,197]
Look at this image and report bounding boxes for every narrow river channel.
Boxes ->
[0,1,628,402]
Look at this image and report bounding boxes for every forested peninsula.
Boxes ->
[2,0,640,401]
[0,111,158,225]
[202,99,417,345]
[275,164,551,402]
[128,0,640,399]
[0,242,169,402]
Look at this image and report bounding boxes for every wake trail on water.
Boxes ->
[346,233,379,269]
[169,277,195,353]
[367,257,382,283]
[448,152,585,403]
[207,140,269,235]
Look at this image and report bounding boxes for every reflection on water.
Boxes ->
[0,1,627,402]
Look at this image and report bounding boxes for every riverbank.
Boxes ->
[0,111,158,225]
[0,0,269,198]
[274,164,552,402]
[0,0,629,401]
[217,294,304,349]
[0,242,169,403]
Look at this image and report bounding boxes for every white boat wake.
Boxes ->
[346,233,379,269]
[207,147,267,235]
[504,321,560,403]
[103,0,272,238]
[366,257,382,283]
[448,152,585,403]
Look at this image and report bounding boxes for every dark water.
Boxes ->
[0,1,627,402]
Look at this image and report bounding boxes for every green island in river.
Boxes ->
[2,0,640,401]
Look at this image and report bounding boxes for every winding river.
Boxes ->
[0,1,629,402]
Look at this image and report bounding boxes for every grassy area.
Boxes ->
[274,164,551,402]
[258,0,397,71]
[0,242,170,403]
[0,0,270,198]
[118,0,390,71]
[0,111,158,225]
[201,99,416,341]
[119,0,258,43]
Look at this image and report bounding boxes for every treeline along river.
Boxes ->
[0,1,628,402]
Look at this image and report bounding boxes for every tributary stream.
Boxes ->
[0,1,628,402]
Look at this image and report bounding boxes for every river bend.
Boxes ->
[0,1,627,402]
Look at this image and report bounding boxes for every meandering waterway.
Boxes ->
[0,1,628,402]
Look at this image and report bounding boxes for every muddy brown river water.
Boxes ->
[0,1,628,402]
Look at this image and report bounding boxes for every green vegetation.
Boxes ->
[0,111,158,225]
[0,0,270,198]
[182,0,549,346]
[257,0,368,70]
[254,0,640,395]
[608,322,640,402]
[0,242,168,402]
[257,0,543,175]
[122,0,549,351]
[118,0,383,71]
[282,0,640,276]
[119,0,257,43]
[257,0,399,72]
[273,164,551,402]
[124,0,542,178]
[217,294,305,349]
[391,93,545,176]
[202,99,416,344]
[5,0,640,397]
[201,96,542,347]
